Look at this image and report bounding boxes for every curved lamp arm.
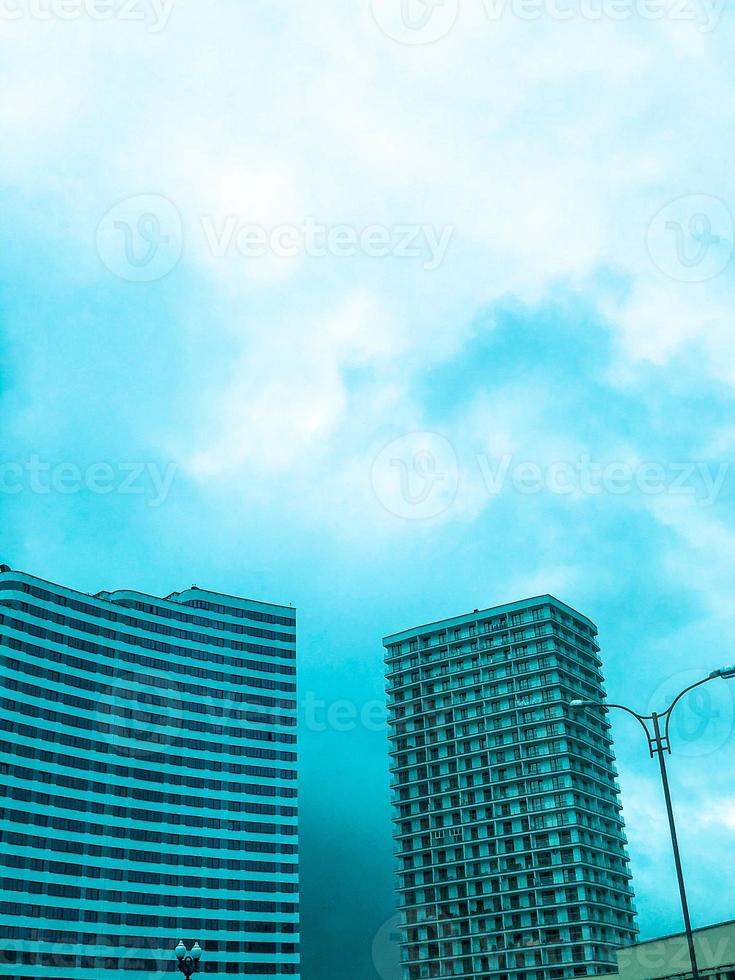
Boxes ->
[570,699,653,743]
[572,667,735,754]
[662,670,731,745]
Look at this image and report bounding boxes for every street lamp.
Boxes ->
[174,941,202,979]
[570,667,735,980]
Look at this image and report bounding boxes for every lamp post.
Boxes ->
[174,941,202,979]
[570,666,735,980]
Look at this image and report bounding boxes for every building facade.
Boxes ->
[598,919,735,980]
[383,596,638,980]
[0,565,299,979]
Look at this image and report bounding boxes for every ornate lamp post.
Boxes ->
[174,941,202,979]
[570,666,735,980]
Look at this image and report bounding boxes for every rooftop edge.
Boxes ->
[382,594,597,645]
[0,565,295,617]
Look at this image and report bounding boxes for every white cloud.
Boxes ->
[3,0,735,527]
[185,289,405,475]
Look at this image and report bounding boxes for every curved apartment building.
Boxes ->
[0,565,299,979]
[384,596,638,980]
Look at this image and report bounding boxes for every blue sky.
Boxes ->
[2,1,735,977]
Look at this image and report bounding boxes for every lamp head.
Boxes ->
[175,941,186,961]
[711,666,735,680]
[570,699,590,707]
[192,942,202,961]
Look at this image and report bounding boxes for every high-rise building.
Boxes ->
[0,565,299,979]
[383,596,638,980]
